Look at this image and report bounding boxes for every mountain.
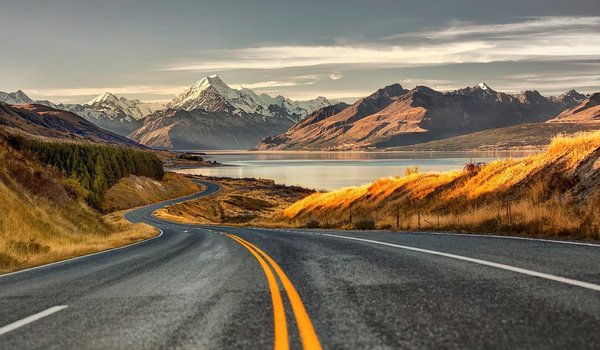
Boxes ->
[0,90,35,105]
[549,89,587,107]
[130,76,336,149]
[0,102,141,147]
[129,108,294,150]
[547,93,600,124]
[61,93,164,135]
[167,75,333,121]
[255,83,584,150]
[0,90,163,136]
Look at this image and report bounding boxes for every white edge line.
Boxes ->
[257,227,600,247]
[0,305,68,336]
[0,229,164,279]
[0,181,219,279]
[320,233,600,292]
[411,231,600,248]
[293,228,600,248]
[0,180,221,279]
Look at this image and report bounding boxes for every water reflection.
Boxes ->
[174,151,535,191]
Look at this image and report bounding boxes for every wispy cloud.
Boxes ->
[382,16,600,40]
[161,16,600,72]
[29,85,188,97]
[329,73,343,80]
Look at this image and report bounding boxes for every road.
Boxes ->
[1,181,599,349]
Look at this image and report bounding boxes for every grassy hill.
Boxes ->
[0,136,159,273]
[280,130,600,239]
[387,123,599,151]
[0,133,201,273]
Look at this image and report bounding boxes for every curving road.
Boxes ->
[1,181,599,349]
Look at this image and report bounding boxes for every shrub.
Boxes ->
[305,219,320,229]
[354,219,376,230]
[464,161,486,175]
[405,166,420,176]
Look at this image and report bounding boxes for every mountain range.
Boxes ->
[0,76,335,149]
[255,83,588,150]
[0,102,141,147]
[130,75,334,149]
[547,93,600,124]
[0,90,162,136]
[2,79,597,151]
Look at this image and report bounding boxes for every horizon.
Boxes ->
[1,0,599,104]
[3,74,595,106]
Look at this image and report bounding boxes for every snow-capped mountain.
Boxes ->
[167,75,334,121]
[0,90,34,105]
[0,90,58,108]
[83,92,164,121]
[0,90,163,136]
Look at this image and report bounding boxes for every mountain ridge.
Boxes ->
[255,83,589,151]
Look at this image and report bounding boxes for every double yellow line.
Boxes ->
[224,233,322,350]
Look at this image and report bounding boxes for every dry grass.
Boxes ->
[0,137,158,274]
[102,172,200,212]
[279,130,600,239]
[155,176,313,226]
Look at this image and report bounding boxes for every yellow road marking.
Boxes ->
[228,234,323,350]
[225,234,289,350]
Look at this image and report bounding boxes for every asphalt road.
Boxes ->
[1,181,599,349]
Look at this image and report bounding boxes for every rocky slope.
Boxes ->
[0,102,141,147]
[256,83,584,150]
[547,93,600,124]
[130,108,293,150]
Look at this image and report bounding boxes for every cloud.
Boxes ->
[28,85,188,97]
[329,73,343,80]
[160,16,600,72]
[382,16,600,40]
[229,80,315,90]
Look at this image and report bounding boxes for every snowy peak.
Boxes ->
[0,90,34,104]
[85,92,120,105]
[167,75,335,121]
[476,82,493,91]
[83,92,164,120]
[550,89,586,107]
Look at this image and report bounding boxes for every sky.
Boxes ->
[1,0,600,103]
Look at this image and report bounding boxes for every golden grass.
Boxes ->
[0,137,158,274]
[155,177,313,226]
[279,130,600,239]
[102,172,200,212]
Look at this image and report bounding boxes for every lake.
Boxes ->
[172,151,533,191]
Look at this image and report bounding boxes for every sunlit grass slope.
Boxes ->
[102,172,199,212]
[0,138,157,273]
[282,130,600,239]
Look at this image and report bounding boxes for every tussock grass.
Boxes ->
[280,130,600,240]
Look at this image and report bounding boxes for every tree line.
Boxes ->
[12,138,164,208]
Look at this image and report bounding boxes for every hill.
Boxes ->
[279,130,600,239]
[547,93,600,124]
[0,102,141,147]
[0,136,158,273]
[388,123,599,151]
[255,83,583,151]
